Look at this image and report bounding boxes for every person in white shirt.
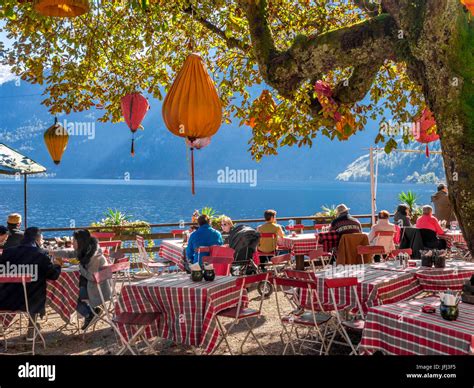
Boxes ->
[368,210,396,253]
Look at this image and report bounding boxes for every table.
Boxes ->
[360,296,474,355]
[115,273,246,353]
[301,266,422,313]
[46,267,80,323]
[446,230,466,244]
[278,233,320,270]
[159,239,186,270]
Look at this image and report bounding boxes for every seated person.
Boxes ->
[0,227,61,339]
[186,215,223,264]
[3,213,24,249]
[368,210,396,254]
[394,204,412,227]
[50,229,111,330]
[330,204,362,235]
[256,210,285,263]
[416,205,446,249]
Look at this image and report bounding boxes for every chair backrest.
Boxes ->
[171,229,184,237]
[257,232,278,254]
[357,245,385,255]
[419,228,438,244]
[390,248,413,258]
[374,231,396,237]
[308,249,331,260]
[270,253,291,265]
[284,269,314,281]
[209,245,235,258]
[202,256,233,276]
[136,235,148,262]
[273,276,317,290]
[0,276,32,284]
[324,277,358,289]
[324,277,364,319]
[93,266,113,283]
[110,261,131,273]
[91,232,115,240]
[314,224,331,231]
[337,233,369,265]
[287,224,305,232]
[235,272,269,288]
[98,240,121,250]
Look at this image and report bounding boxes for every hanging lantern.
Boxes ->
[162,53,223,194]
[413,108,439,157]
[34,0,90,17]
[185,137,211,149]
[44,117,69,165]
[461,0,474,16]
[121,93,150,157]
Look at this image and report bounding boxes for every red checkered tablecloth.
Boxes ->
[415,267,474,292]
[0,268,80,329]
[159,239,186,270]
[360,296,474,355]
[115,274,247,353]
[278,233,320,256]
[46,268,80,323]
[446,231,466,244]
[300,266,422,313]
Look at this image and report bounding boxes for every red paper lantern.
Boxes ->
[120,93,150,156]
[413,108,439,157]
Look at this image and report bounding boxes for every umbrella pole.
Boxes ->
[23,174,28,229]
[369,147,375,227]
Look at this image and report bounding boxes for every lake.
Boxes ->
[0,179,436,234]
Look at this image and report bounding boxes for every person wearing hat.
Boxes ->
[0,227,62,340]
[330,204,362,235]
[3,213,24,250]
[431,183,456,228]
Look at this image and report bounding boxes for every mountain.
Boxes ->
[0,77,445,184]
[336,142,445,183]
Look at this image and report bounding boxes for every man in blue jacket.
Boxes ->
[186,215,223,264]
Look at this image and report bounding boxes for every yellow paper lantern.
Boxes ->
[44,118,69,164]
[34,0,89,17]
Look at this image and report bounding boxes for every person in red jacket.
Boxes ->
[416,205,445,236]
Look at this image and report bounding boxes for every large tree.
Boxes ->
[1,0,473,252]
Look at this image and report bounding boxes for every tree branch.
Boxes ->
[240,0,399,102]
[183,6,251,52]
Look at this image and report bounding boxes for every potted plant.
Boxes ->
[398,191,422,223]
[313,204,337,225]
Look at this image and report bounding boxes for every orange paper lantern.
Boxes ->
[44,117,69,164]
[162,53,222,194]
[34,0,89,17]
[461,0,474,16]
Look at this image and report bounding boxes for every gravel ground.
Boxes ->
[0,279,358,356]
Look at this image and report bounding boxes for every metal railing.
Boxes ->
[41,214,376,255]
